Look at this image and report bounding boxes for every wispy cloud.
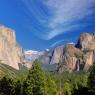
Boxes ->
[21,0,95,40]
[50,39,68,47]
[50,38,76,48]
[43,0,95,39]
[47,24,87,39]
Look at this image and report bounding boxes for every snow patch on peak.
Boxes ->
[25,50,39,55]
[24,50,44,63]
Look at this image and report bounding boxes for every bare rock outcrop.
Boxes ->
[58,33,95,73]
[39,49,53,64]
[40,32,95,73]
[76,33,95,71]
[0,25,25,70]
[58,44,83,73]
[76,32,95,51]
[50,45,64,64]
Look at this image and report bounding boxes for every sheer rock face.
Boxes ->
[58,44,83,73]
[76,33,95,51]
[40,33,95,73]
[50,46,64,64]
[59,33,95,73]
[83,51,93,71]
[0,26,24,70]
[39,49,54,64]
[76,33,95,71]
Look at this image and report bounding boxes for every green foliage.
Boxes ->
[73,77,79,90]
[88,63,95,94]
[45,73,60,95]
[41,63,58,71]
[0,63,28,79]
[0,75,26,95]
[23,60,59,95]
[64,82,72,95]
[51,71,88,95]
[14,80,23,95]
[0,60,89,95]
[0,76,15,95]
[0,63,18,79]
[23,60,46,95]
[0,60,60,95]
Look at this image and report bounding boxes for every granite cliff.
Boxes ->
[0,25,95,73]
[0,25,25,70]
[40,33,95,73]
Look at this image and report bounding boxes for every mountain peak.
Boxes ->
[0,26,24,70]
[39,32,95,73]
[76,32,95,51]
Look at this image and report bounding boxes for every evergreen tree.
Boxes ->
[0,76,15,95]
[23,60,47,95]
[64,82,72,95]
[88,63,95,94]
[45,73,60,95]
[14,80,22,95]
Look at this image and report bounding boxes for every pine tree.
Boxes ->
[45,73,60,95]
[64,82,72,95]
[88,63,95,94]
[14,80,22,95]
[0,76,15,95]
[23,60,47,95]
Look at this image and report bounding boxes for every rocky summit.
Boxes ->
[0,25,26,70]
[40,33,95,73]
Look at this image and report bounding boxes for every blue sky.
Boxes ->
[0,0,95,51]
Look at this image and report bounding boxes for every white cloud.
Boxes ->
[47,24,87,39]
[21,0,95,40]
[50,40,66,47]
[50,39,76,47]
[43,0,95,39]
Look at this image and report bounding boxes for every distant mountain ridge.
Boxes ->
[39,32,95,73]
[0,25,95,73]
[24,50,42,63]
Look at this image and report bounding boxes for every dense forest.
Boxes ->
[0,60,95,95]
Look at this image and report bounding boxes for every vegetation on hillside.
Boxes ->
[0,60,95,95]
[0,63,28,79]
[88,63,95,94]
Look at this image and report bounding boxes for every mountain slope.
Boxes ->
[39,33,95,73]
[0,63,28,79]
